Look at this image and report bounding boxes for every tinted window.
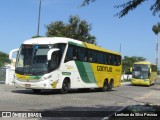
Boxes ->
[97,52,105,64]
[65,44,121,66]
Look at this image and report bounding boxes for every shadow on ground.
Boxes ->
[27,105,123,120]
[11,88,116,95]
[28,104,160,120]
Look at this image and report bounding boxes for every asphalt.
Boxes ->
[121,81,160,106]
[1,81,160,106]
[0,81,160,120]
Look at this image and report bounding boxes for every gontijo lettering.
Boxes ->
[97,66,112,72]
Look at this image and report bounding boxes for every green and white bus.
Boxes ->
[10,37,122,93]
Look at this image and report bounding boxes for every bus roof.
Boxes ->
[23,37,121,55]
[134,61,156,66]
[23,37,79,45]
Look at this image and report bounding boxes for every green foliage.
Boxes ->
[0,51,11,67]
[114,0,147,18]
[122,56,146,73]
[81,0,96,6]
[46,15,96,44]
[82,0,160,18]
[152,22,160,35]
[46,21,66,37]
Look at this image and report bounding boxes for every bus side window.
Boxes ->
[92,51,97,63]
[108,54,112,65]
[73,46,77,60]
[105,54,109,65]
[84,48,87,62]
[113,55,119,66]
[111,54,116,65]
[58,43,66,59]
[117,56,121,66]
[112,55,116,65]
[77,47,85,61]
[65,45,73,62]
[97,52,105,64]
[87,49,92,62]
[48,51,59,71]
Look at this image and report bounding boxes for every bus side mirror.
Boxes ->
[47,48,59,61]
[9,48,19,67]
[9,48,19,60]
[129,67,133,73]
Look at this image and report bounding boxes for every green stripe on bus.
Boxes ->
[75,61,96,83]
[68,42,84,47]
[83,62,96,83]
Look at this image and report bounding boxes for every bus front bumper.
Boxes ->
[131,79,150,86]
[14,79,59,89]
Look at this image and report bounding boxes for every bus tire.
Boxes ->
[107,80,113,91]
[101,80,108,92]
[60,79,70,94]
[32,89,41,93]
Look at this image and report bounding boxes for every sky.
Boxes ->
[0,0,160,65]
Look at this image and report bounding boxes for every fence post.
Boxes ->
[5,66,15,85]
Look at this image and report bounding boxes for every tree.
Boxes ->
[46,15,96,44]
[0,51,11,67]
[152,22,160,66]
[82,0,160,18]
[122,56,146,73]
[81,0,96,6]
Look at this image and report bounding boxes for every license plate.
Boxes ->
[25,84,31,87]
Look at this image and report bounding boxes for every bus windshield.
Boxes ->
[15,44,65,75]
[132,64,149,79]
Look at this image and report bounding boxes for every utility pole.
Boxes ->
[156,35,158,66]
[37,0,42,36]
[119,43,121,53]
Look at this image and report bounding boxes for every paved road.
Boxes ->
[0,81,160,120]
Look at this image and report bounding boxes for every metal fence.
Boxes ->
[0,68,6,84]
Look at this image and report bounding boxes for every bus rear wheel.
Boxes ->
[101,80,113,92]
[101,80,108,92]
[107,80,113,91]
[60,79,70,94]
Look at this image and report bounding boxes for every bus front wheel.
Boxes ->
[60,79,70,94]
